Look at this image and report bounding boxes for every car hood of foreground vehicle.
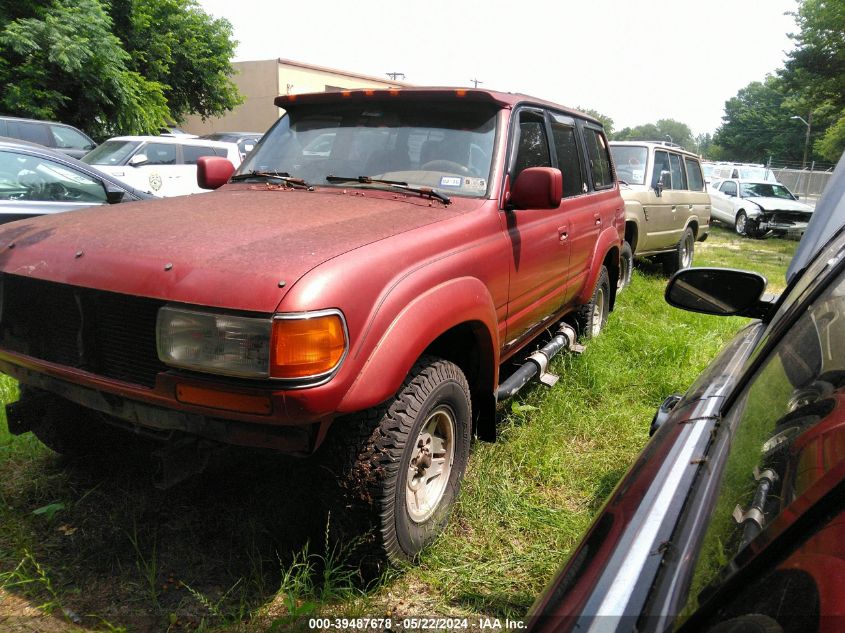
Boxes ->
[745,196,813,213]
[0,186,476,313]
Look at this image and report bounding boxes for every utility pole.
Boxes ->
[470,78,483,88]
[386,72,405,81]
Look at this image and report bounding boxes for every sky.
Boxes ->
[195,0,799,137]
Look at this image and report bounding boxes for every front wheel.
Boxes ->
[735,210,748,236]
[328,356,472,563]
[662,227,694,276]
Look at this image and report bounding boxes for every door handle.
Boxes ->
[671,206,677,212]
[688,204,694,210]
[558,227,568,241]
[594,218,601,225]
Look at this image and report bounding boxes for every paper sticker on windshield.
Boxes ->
[463,177,486,191]
[439,176,462,188]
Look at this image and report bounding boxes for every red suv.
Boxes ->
[0,88,623,562]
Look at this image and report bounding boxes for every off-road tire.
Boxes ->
[617,241,633,293]
[735,211,748,236]
[573,266,610,339]
[322,355,471,563]
[662,227,695,276]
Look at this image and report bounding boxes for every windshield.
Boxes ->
[239,100,499,198]
[610,145,648,185]
[740,182,796,200]
[82,140,141,166]
[738,166,777,182]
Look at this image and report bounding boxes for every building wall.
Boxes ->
[182,59,407,135]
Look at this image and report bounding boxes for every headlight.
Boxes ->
[156,306,347,380]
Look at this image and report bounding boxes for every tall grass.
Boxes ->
[0,226,798,630]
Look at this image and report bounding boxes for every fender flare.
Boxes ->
[338,276,499,414]
[574,227,622,306]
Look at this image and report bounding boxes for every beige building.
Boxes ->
[182,58,410,135]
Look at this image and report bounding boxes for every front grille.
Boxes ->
[0,274,167,388]
[770,211,811,225]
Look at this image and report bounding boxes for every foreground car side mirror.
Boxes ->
[509,167,563,209]
[104,185,126,204]
[665,268,775,320]
[197,156,235,190]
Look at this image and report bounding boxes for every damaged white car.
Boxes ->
[710,178,813,238]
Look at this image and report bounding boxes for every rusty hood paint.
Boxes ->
[0,185,475,313]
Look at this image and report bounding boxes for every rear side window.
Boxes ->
[550,119,584,198]
[512,110,551,181]
[583,128,612,189]
[685,158,704,191]
[669,153,687,190]
[183,145,220,164]
[11,121,51,146]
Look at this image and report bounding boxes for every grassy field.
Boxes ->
[0,226,798,632]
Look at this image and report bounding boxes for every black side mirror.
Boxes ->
[665,268,775,320]
[105,185,125,204]
[654,170,670,197]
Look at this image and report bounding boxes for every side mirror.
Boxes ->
[104,185,126,204]
[665,268,775,319]
[197,156,235,190]
[509,167,563,209]
[653,170,670,197]
[128,153,148,167]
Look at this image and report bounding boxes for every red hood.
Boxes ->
[0,185,477,313]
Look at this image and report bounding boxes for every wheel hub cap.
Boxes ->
[406,407,455,523]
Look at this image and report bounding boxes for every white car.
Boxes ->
[81,136,241,197]
[709,178,813,237]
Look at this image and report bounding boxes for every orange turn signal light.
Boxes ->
[176,384,272,415]
[270,313,346,379]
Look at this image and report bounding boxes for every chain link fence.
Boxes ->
[771,166,833,203]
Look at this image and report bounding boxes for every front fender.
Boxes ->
[338,276,499,413]
[574,227,622,306]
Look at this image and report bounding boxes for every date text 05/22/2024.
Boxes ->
[307,617,527,630]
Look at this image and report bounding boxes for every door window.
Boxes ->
[652,150,671,189]
[583,128,613,189]
[142,143,177,165]
[11,121,51,146]
[550,118,585,198]
[512,110,551,182]
[681,265,845,625]
[50,125,93,151]
[721,181,738,197]
[0,150,106,203]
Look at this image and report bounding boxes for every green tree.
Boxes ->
[713,76,804,164]
[108,0,241,123]
[577,106,614,137]
[0,0,239,139]
[0,0,169,138]
[780,0,845,161]
[612,119,693,150]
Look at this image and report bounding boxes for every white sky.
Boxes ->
[195,0,798,136]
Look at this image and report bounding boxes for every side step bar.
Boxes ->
[496,323,582,401]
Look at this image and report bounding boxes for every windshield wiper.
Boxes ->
[231,171,312,189]
[326,175,451,204]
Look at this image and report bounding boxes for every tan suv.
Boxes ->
[610,141,710,282]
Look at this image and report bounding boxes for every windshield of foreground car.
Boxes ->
[609,145,648,185]
[238,100,499,198]
[82,140,141,166]
[740,182,796,200]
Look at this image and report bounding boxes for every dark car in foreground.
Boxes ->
[529,153,845,633]
[0,138,153,223]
